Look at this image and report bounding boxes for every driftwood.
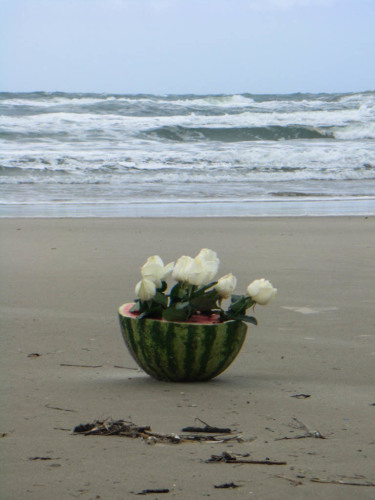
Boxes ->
[182,417,231,434]
[275,475,375,487]
[60,363,103,368]
[45,404,78,413]
[311,478,375,487]
[135,489,170,495]
[275,475,303,486]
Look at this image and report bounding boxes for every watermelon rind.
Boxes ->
[118,303,247,382]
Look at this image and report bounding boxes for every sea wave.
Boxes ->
[1,90,374,117]
[142,124,333,142]
[2,112,373,143]
[1,91,375,207]
[1,158,374,186]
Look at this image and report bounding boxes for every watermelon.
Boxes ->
[118,303,247,382]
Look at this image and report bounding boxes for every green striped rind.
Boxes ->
[118,304,247,382]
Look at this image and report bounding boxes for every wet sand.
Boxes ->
[1,217,375,499]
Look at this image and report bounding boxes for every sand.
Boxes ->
[1,216,375,499]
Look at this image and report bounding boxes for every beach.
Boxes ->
[1,216,375,499]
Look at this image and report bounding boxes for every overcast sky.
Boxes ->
[1,0,374,94]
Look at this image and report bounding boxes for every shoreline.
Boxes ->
[2,216,375,499]
[1,197,375,217]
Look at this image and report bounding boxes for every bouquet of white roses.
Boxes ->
[131,248,277,323]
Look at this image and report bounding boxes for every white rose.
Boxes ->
[141,255,174,288]
[186,256,208,286]
[215,273,237,299]
[172,255,194,282]
[162,261,175,279]
[197,248,218,263]
[246,279,277,305]
[192,249,220,284]
[135,278,156,301]
[203,258,220,283]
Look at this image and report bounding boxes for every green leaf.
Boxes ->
[228,296,247,315]
[245,315,258,325]
[190,281,217,298]
[169,282,189,303]
[129,301,141,313]
[228,296,255,316]
[153,291,168,307]
[162,304,191,322]
[136,302,165,319]
[175,301,190,310]
[226,313,258,325]
[189,290,219,312]
[137,311,149,319]
[230,294,243,304]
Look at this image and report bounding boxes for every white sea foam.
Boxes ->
[333,122,375,140]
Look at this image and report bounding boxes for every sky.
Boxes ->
[1,0,374,95]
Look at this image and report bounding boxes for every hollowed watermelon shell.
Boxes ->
[118,303,247,382]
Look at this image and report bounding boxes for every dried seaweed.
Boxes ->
[206,451,286,465]
[214,482,241,489]
[73,418,241,444]
[275,417,326,441]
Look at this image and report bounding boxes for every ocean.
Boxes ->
[1,91,374,217]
